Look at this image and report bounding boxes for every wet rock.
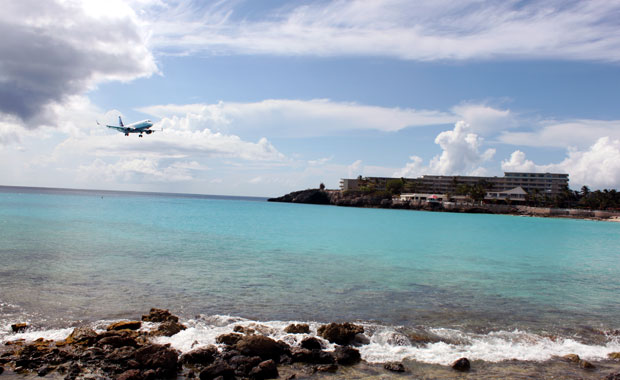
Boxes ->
[578,359,594,369]
[317,323,364,345]
[150,320,187,337]
[107,321,142,331]
[314,364,338,373]
[284,324,310,334]
[451,357,470,371]
[234,335,286,361]
[99,335,139,348]
[141,308,179,323]
[199,359,235,380]
[105,346,137,363]
[384,362,406,372]
[300,337,322,350]
[334,346,361,365]
[134,344,178,377]
[64,326,98,345]
[609,352,620,360]
[216,333,243,346]
[116,369,143,380]
[249,359,278,380]
[605,372,620,380]
[65,362,82,379]
[11,323,28,333]
[562,353,580,363]
[233,325,254,334]
[0,366,3,375]
[228,355,261,376]
[290,348,334,364]
[181,345,219,366]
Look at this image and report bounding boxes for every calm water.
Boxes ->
[1,186,619,364]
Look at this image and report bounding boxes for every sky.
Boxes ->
[1,0,620,197]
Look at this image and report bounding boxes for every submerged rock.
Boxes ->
[334,346,360,365]
[284,324,310,334]
[317,322,364,345]
[384,362,406,372]
[451,357,470,371]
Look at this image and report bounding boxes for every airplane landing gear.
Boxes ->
[125,133,129,136]
[139,134,143,137]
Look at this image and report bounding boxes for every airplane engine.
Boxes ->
[146,130,153,134]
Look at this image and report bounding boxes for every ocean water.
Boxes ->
[1,186,620,367]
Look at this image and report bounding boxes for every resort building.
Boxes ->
[340,172,569,196]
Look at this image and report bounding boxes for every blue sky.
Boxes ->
[1,0,620,196]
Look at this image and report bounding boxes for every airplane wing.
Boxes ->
[107,125,129,132]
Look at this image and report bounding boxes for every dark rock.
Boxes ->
[99,335,138,348]
[141,308,179,323]
[64,326,98,345]
[300,337,322,350]
[249,359,278,380]
[268,189,331,205]
[116,369,143,380]
[384,362,406,372]
[150,320,187,337]
[334,346,360,365]
[105,346,137,363]
[317,323,364,345]
[11,323,28,333]
[284,324,310,334]
[199,360,235,380]
[107,321,142,331]
[234,335,286,361]
[216,333,243,346]
[134,344,178,377]
[0,366,3,375]
[579,359,594,369]
[605,372,620,380]
[181,345,219,366]
[290,348,334,364]
[228,355,261,376]
[315,364,338,373]
[37,365,52,376]
[451,357,470,371]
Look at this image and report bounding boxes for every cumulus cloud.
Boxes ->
[139,99,456,137]
[394,121,495,177]
[501,138,620,189]
[451,103,514,135]
[147,0,620,62]
[347,160,363,178]
[0,0,157,126]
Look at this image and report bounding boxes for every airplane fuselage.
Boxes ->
[103,117,155,137]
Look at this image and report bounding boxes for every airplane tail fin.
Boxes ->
[118,116,124,127]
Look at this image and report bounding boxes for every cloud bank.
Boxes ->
[148,0,620,62]
[0,0,157,126]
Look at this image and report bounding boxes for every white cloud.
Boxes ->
[146,0,620,62]
[452,103,514,135]
[501,137,620,190]
[0,0,157,126]
[394,121,495,177]
[348,160,363,178]
[139,99,456,137]
[498,119,620,149]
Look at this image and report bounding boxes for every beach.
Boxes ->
[1,186,620,379]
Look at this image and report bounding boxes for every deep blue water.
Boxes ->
[1,186,619,338]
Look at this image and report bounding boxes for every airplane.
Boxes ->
[98,116,157,137]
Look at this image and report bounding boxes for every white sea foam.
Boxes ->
[3,315,619,366]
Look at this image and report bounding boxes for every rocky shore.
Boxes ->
[268,189,620,221]
[2,308,620,380]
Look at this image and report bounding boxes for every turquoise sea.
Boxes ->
[1,185,619,367]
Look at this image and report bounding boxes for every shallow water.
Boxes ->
[1,186,619,367]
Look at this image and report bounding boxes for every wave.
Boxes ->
[2,314,619,366]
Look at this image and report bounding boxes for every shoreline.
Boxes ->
[268,189,620,222]
[2,309,620,380]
